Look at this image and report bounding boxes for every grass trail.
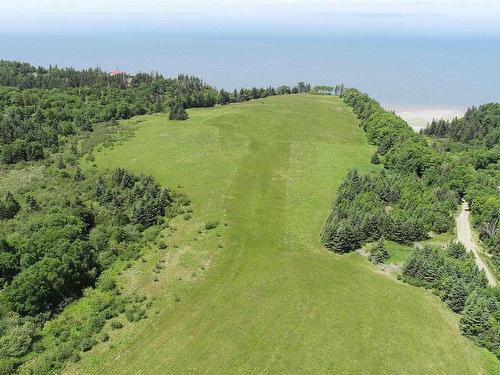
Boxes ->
[69,95,498,374]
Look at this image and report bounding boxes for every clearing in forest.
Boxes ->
[68,95,497,374]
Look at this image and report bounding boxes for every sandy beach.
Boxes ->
[392,107,465,131]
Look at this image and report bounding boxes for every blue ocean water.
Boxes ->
[0,32,499,109]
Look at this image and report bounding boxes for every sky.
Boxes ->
[1,0,500,36]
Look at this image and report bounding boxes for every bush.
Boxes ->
[99,332,110,342]
[68,352,81,363]
[79,337,97,352]
[204,221,218,230]
[110,321,123,330]
[125,305,147,323]
[0,192,20,220]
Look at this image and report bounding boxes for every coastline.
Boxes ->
[391,107,465,131]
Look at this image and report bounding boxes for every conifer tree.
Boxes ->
[369,237,389,264]
[169,102,188,120]
[74,166,85,181]
[446,277,467,313]
[460,296,493,343]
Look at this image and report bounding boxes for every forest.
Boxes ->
[423,104,500,268]
[322,88,499,358]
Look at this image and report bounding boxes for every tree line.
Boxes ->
[322,88,461,252]
[402,242,498,357]
[0,60,312,160]
[322,88,499,358]
[327,89,498,267]
[423,103,500,147]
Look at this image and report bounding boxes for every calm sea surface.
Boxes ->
[1,33,499,109]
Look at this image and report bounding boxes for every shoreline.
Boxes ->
[390,107,466,131]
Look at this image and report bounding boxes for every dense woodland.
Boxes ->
[424,103,500,146]
[322,88,499,358]
[423,104,500,270]
[322,170,456,252]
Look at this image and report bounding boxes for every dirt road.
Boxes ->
[456,201,497,286]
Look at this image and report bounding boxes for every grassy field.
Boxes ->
[68,95,498,374]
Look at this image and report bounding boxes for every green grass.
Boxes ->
[68,95,498,374]
[385,240,414,265]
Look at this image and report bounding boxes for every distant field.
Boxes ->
[68,95,497,374]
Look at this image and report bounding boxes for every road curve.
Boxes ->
[456,201,497,287]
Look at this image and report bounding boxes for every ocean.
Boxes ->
[1,32,499,118]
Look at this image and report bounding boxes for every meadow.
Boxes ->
[67,95,497,374]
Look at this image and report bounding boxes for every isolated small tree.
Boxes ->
[369,237,389,264]
[169,102,188,121]
[371,152,380,164]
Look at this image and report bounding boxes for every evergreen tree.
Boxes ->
[96,176,107,203]
[460,296,493,343]
[169,102,188,120]
[448,241,468,259]
[153,98,164,113]
[74,166,85,181]
[369,238,389,264]
[446,277,467,313]
[326,221,362,253]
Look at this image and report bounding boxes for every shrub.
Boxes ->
[0,192,20,220]
[68,352,81,363]
[369,238,389,264]
[110,321,123,330]
[125,305,147,323]
[79,337,97,352]
[204,221,218,230]
[99,333,110,342]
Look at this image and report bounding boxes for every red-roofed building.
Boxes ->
[110,69,122,76]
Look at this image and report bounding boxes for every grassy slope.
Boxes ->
[68,95,497,374]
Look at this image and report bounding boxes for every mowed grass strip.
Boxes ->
[68,95,498,374]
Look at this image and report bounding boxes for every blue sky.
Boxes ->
[1,0,500,36]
